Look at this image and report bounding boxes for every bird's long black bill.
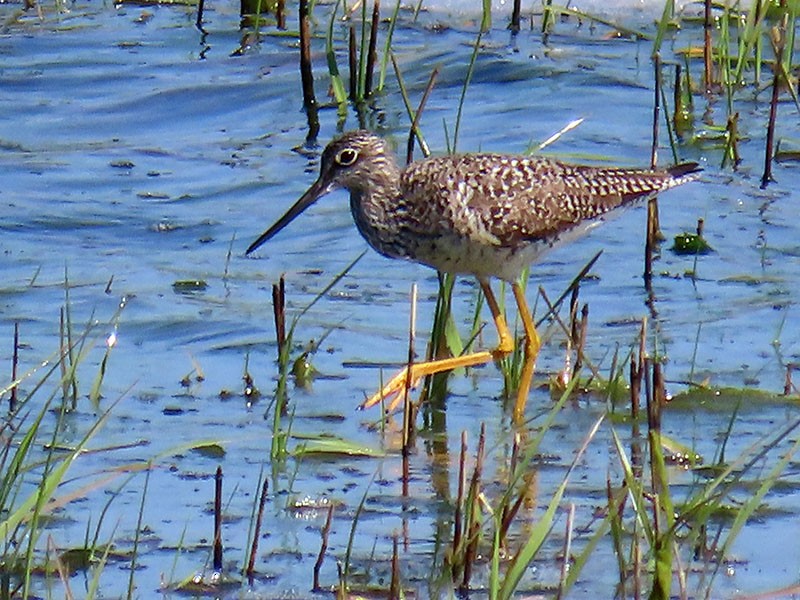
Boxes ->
[246,178,332,255]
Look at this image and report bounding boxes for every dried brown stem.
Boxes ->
[573,304,588,372]
[650,53,661,169]
[703,0,713,91]
[213,466,224,572]
[364,0,380,98]
[246,478,269,579]
[556,503,576,599]
[784,364,794,396]
[452,430,467,566]
[313,504,334,591]
[406,66,439,164]
[762,5,787,188]
[402,283,418,456]
[389,535,400,599]
[272,276,286,359]
[298,0,319,140]
[509,0,521,33]
[196,0,205,28]
[10,322,19,413]
[461,423,486,590]
[348,26,357,101]
[276,0,285,29]
[569,284,580,344]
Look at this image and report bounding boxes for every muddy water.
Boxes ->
[1,0,799,597]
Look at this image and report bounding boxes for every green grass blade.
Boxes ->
[326,0,348,108]
[378,0,401,92]
[453,30,482,152]
[499,412,604,599]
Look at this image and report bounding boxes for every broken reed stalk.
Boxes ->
[509,0,521,33]
[631,320,645,423]
[451,431,467,579]
[460,423,486,591]
[534,250,602,329]
[313,504,334,591]
[784,364,794,396]
[650,53,661,169]
[645,358,668,492]
[644,199,658,286]
[630,320,646,476]
[276,0,285,29]
[348,26,358,100]
[196,0,205,28]
[646,358,673,600]
[298,0,319,140]
[569,285,580,344]
[761,4,787,188]
[272,276,286,359]
[402,283,418,455]
[389,534,400,599]
[499,478,528,544]
[405,66,439,164]
[632,516,642,597]
[703,0,713,91]
[573,304,588,373]
[10,322,19,413]
[500,490,528,550]
[59,307,68,403]
[723,112,741,169]
[645,55,662,285]
[499,433,523,543]
[243,353,259,402]
[672,63,681,129]
[214,466,224,571]
[364,0,380,98]
[606,477,627,594]
[555,502,576,600]
[246,478,269,580]
[402,436,411,498]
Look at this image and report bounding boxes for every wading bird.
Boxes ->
[247,130,700,418]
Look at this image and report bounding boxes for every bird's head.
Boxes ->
[246,130,397,255]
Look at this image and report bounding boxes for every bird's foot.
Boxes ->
[358,350,498,413]
[359,366,422,413]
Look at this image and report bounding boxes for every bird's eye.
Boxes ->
[335,148,359,166]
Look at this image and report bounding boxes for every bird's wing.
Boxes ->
[402,154,691,248]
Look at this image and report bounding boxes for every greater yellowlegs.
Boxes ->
[247,130,700,418]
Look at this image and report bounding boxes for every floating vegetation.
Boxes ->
[671,231,713,255]
[172,280,209,294]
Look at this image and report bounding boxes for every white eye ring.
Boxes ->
[336,148,359,166]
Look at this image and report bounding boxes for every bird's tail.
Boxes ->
[667,162,703,186]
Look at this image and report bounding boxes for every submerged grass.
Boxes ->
[0,293,138,598]
[269,251,366,460]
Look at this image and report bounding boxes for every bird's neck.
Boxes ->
[347,161,405,259]
[349,157,403,219]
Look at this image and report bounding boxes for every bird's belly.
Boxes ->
[402,235,548,282]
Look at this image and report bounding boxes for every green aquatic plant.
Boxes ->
[0,367,124,598]
[672,231,713,255]
[269,251,366,460]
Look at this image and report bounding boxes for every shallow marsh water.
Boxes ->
[1,0,800,597]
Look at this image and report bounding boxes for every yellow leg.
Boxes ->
[511,281,541,420]
[359,278,515,412]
